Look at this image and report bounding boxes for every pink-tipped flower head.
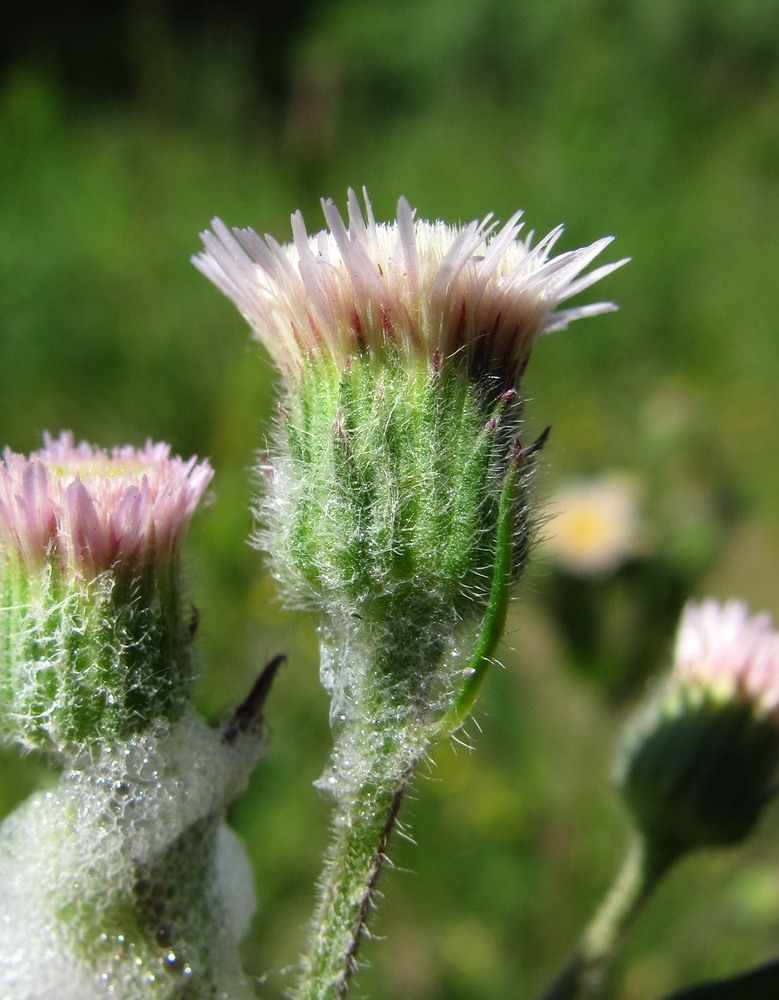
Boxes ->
[0,432,213,579]
[193,187,627,387]
[194,191,627,736]
[617,598,779,862]
[671,600,779,721]
[0,433,213,753]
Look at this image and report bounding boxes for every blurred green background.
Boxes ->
[3,1,779,997]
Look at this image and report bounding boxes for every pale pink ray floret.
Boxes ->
[0,432,213,578]
[673,599,779,721]
[193,187,628,384]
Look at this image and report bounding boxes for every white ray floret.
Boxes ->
[194,187,628,383]
[673,599,779,719]
[0,431,213,577]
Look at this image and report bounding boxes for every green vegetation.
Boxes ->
[3,2,779,996]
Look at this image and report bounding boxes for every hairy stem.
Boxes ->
[294,761,412,1000]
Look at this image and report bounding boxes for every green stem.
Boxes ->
[293,761,413,1000]
[539,832,676,1000]
[293,625,440,1000]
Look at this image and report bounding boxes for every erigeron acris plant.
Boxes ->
[0,433,277,999]
[194,189,627,999]
[542,599,779,1000]
[3,191,779,1000]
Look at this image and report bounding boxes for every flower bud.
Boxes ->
[195,189,626,723]
[616,599,779,862]
[0,432,213,753]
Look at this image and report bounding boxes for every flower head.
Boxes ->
[193,187,627,386]
[0,431,213,579]
[616,599,779,862]
[194,191,627,742]
[541,473,644,577]
[672,600,779,719]
[0,433,213,752]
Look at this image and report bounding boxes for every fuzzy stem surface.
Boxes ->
[294,763,412,1000]
[293,622,440,1000]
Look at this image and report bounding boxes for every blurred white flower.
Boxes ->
[541,473,644,577]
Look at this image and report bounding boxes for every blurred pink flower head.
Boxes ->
[673,599,779,722]
[0,432,213,579]
[194,187,628,386]
[617,597,779,857]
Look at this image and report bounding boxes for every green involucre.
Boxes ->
[616,688,779,861]
[261,354,537,688]
[0,557,194,754]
